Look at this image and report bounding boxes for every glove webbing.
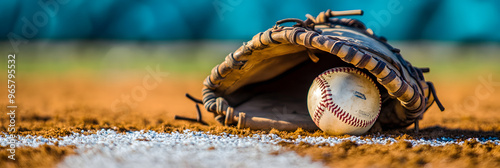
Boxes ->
[200,10,444,126]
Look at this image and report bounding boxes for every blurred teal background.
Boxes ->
[1,0,499,42]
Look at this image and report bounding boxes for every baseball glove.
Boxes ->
[179,9,444,132]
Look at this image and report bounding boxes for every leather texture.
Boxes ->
[200,9,444,131]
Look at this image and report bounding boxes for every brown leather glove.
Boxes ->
[186,9,444,132]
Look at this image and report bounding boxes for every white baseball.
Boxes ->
[307,67,381,135]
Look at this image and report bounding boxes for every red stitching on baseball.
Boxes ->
[313,67,381,128]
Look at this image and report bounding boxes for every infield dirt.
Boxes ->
[1,71,499,168]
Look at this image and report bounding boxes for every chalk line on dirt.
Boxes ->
[1,129,499,168]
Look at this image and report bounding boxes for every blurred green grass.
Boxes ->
[0,41,236,77]
[0,41,498,79]
[396,42,500,80]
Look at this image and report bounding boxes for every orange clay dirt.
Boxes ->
[0,72,499,168]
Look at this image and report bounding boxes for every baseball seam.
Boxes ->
[312,67,381,128]
[312,77,330,126]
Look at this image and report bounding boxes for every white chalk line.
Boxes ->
[1,129,499,168]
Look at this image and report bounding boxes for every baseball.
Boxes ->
[307,67,381,135]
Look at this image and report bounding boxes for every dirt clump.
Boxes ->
[0,145,76,168]
[282,139,500,168]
